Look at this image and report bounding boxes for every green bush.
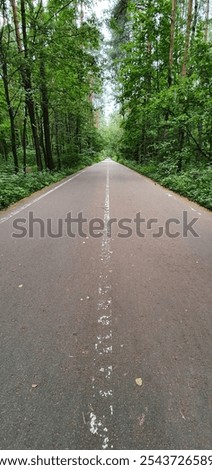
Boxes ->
[0,157,95,210]
[120,159,212,210]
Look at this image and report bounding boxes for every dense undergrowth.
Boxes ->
[118,158,212,211]
[0,156,96,211]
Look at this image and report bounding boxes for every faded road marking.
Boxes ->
[89,163,113,449]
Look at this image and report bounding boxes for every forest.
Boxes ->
[108,0,212,209]
[0,0,102,209]
[0,0,212,210]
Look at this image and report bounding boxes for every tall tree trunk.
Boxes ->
[147,39,152,93]
[38,0,54,171]
[38,116,48,169]
[22,103,27,174]
[181,0,193,77]
[168,0,177,87]
[164,0,177,135]
[55,113,61,171]
[2,140,8,162]
[191,0,198,44]
[10,0,43,171]
[80,0,84,25]
[10,0,22,51]
[144,0,152,98]
[205,0,210,42]
[178,127,184,172]
[0,40,19,173]
[75,117,82,156]
[40,59,54,170]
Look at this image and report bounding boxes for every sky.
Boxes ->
[93,0,113,39]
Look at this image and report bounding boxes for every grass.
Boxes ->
[1,155,211,211]
[0,156,96,211]
[118,158,212,211]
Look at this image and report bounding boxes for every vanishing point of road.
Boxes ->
[0,159,211,449]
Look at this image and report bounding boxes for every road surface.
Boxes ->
[0,159,211,449]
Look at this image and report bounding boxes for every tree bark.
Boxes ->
[178,127,184,172]
[0,36,19,173]
[40,59,54,170]
[191,0,198,44]
[10,0,22,52]
[181,0,193,77]
[168,0,177,87]
[55,113,61,170]
[22,103,27,174]
[205,0,210,42]
[10,0,43,171]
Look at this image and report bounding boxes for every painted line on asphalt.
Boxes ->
[89,163,113,449]
[190,206,202,216]
[0,160,117,225]
[0,170,86,225]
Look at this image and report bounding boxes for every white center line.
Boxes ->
[89,163,113,449]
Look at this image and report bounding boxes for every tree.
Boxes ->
[0,0,19,173]
[109,0,212,170]
[205,0,210,42]
[168,0,177,87]
[11,0,43,171]
[181,0,193,77]
[0,0,102,172]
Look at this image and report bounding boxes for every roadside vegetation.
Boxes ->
[107,0,212,210]
[118,159,212,210]
[0,157,98,211]
[0,0,211,212]
[0,0,103,210]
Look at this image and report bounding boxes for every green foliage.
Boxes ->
[109,0,212,209]
[0,0,103,174]
[0,157,97,210]
[99,113,123,159]
[119,159,212,210]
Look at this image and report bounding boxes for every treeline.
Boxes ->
[0,0,102,174]
[109,0,212,174]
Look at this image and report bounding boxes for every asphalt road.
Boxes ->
[0,159,212,450]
